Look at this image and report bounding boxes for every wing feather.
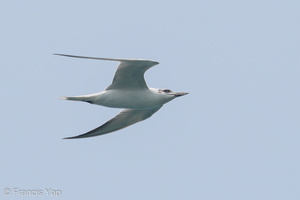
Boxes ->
[54,54,159,90]
[64,106,163,139]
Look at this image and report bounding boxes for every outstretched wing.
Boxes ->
[64,106,163,139]
[54,54,159,90]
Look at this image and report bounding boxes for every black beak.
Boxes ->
[173,92,189,97]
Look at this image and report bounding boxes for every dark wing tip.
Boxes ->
[53,53,84,59]
[63,136,79,139]
[62,135,91,139]
[53,53,65,56]
[62,133,91,139]
[62,131,105,139]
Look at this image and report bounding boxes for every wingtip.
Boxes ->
[63,135,81,139]
[53,53,65,56]
[53,53,159,64]
[63,134,92,139]
[63,137,74,139]
[53,53,74,58]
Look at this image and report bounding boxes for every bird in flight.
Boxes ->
[55,54,188,139]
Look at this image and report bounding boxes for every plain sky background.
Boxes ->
[1,0,299,199]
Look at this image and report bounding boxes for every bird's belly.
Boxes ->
[93,90,161,109]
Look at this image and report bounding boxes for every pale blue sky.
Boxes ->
[1,0,300,199]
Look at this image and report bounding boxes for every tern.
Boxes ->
[55,54,188,139]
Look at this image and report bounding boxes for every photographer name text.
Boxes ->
[3,187,62,197]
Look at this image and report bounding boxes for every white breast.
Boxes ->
[92,89,170,109]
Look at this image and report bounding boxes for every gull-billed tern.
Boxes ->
[55,54,188,139]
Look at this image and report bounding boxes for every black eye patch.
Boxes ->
[163,89,172,93]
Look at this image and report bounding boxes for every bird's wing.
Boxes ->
[64,106,163,139]
[54,54,159,90]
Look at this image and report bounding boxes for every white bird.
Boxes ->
[55,54,188,139]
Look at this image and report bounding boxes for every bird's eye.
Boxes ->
[163,89,172,93]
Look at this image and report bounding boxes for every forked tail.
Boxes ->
[60,96,93,104]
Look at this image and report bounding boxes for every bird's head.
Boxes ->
[158,89,189,97]
[148,88,188,105]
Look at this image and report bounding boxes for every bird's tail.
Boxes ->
[60,96,93,104]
